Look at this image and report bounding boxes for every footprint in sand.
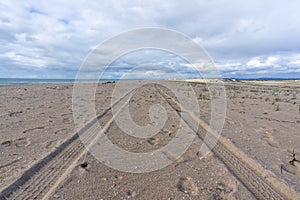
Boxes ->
[262,130,280,148]
[45,140,57,149]
[1,140,12,147]
[147,137,159,145]
[23,126,45,134]
[62,117,73,124]
[14,137,31,147]
[162,129,173,137]
[255,128,280,148]
[61,113,72,117]
[0,158,21,169]
[54,128,68,135]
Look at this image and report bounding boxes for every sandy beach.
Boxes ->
[0,80,299,199]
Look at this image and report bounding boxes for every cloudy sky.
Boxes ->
[1,0,300,79]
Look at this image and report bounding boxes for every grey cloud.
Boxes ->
[0,0,299,78]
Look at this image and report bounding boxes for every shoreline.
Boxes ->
[1,77,300,86]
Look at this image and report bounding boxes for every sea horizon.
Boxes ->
[0,78,120,86]
[0,77,299,86]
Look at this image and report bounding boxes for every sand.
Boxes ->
[0,80,299,199]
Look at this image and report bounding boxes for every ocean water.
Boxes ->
[0,78,116,86]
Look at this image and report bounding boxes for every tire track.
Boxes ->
[0,89,135,200]
[2,83,297,199]
[155,84,297,200]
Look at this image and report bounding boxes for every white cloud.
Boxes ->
[267,56,278,63]
[0,0,300,78]
[245,56,280,68]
